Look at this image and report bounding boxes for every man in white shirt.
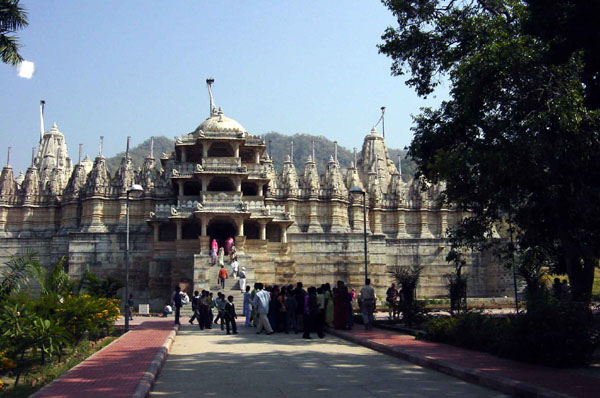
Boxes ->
[231,259,239,278]
[252,283,274,334]
[360,278,376,330]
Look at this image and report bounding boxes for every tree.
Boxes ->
[0,0,28,65]
[379,0,600,302]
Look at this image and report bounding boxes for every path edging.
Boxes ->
[30,329,131,398]
[131,323,179,398]
[327,328,574,398]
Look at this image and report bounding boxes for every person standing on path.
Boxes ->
[243,285,252,326]
[253,283,274,334]
[189,290,200,325]
[218,265,228,289]
[224,295,238,334]
[172,285,183,325]
[127,294,134,321]
[386,283,398,320]
[359,278,376,330]
[214,292,226,330]
[210,239,218,266]
[238,266,247,292]
[198,290,211,330]
[333,281,349,329]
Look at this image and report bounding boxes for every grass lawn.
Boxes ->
[0,335,119,398]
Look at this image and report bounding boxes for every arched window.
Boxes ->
[244,221,260,240]
[241,182,258,196]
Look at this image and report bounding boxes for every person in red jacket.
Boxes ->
[218,265,228,289]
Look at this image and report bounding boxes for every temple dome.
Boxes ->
[193,107,246,136]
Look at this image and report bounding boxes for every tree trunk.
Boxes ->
[564,249,596,303]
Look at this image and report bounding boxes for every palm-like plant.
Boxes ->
[0,250,42,298]
[0,0,28,65]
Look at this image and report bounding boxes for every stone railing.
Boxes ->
[202,192,242,203]
[245,137,265,146]
[171,163,197,177]
[199,130,245,138]
[200,158,246,173]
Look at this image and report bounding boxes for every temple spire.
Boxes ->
[290,140,294,163]
[79,144,83,164]
[6,147,11,167]
[126,136,131,159]
[99,136,104,158]
[150,137,154,159]
[398,153,402,176]
[353,147,357,168]
[31,147,35,167]
[311,140,315,162]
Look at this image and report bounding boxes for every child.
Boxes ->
[225,295,238,334]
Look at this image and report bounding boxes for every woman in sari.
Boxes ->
[218,247,225,266]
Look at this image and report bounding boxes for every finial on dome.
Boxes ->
[370,126,378,135]
[218,107,223,115]
[285,155,291,162]
[329,155,334,163]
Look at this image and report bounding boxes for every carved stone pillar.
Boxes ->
[259,221,267,240]
[175,219,182,241]
[396,209,408,238]
[257,183,264,197]
[177,181,184,196]
[202,143,210,158]
[420,211,434,238]
[255,151,260,164]
[181,147,187,163]
[237,218,244,236]
[233,143,240,158]
[200,217,208,236]
[306,200,321,233]
[281,227,287,243]
[330,201,350,233]
[440,211,448,238]
[371,209,383,235]
[152,223,159,243]
[286,201,300,233]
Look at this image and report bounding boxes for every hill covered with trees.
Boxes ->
[105,133,415,177]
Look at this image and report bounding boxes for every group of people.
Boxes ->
[209,237,237,267]
[167,279,378,337]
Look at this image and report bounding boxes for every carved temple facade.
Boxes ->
[0,94,513,309]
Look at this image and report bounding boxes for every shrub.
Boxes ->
[54,295,120,343]
[423,292,599,366]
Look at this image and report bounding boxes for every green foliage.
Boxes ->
[379,0,600,302]
[79,271,124,299]
[0,0,28,66]
[424,292,599,366]
[389,265,426,325]
[0,251,42,299]
[0,254,122,388]
[29,318,69,365]
[54,294,120,343]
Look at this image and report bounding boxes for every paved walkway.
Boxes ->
[150,324,508,398]
[32,317,177,398]
[328,327,600,398]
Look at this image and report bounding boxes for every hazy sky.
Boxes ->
[1,0,448,174]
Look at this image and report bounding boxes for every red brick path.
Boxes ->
[330,328,600,398]
[32,318,175,398]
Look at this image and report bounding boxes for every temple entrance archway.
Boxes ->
[207,219,237,252]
